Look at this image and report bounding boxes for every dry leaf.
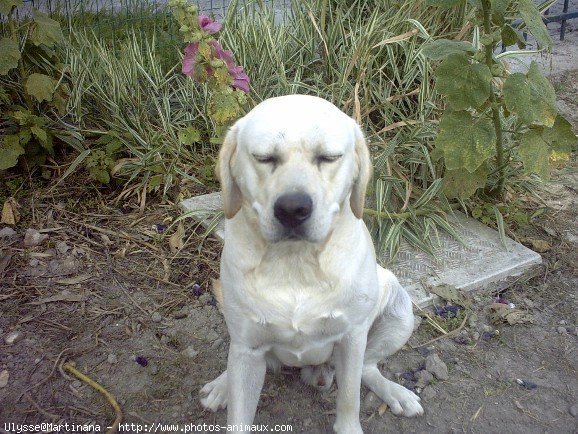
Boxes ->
[490,303,534,325]
[428,284,472,308]
[378,403,388,416]
[1,198,20,225]
[29,290,84,305]
[524,238,551,253]
[55,274,91,285]
[169,222,185,254]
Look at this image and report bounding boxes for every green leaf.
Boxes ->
[435,110,496,172]
[442,163,488,199]
[178,126,201,145]
[427,0,464,8]
[421,39,476,60]
[491,0,511,16]
[0,134,25,170]
[435,53,492,110]
[518,0,552,49]
[503,62,557,127]
[0,0,22,15]
[89,166,111,184]
[501,24,520,47]
[518,130,550,179]
[25,73,56,102]
[542,115,577,157]
[0,37,21,75]
[30,10,64,47]
[30,125,47,144]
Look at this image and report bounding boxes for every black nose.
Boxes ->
[274,193,313,228]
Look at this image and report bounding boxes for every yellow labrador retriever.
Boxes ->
[200,95,423,433]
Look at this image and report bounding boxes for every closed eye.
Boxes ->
[253,154,278,165]
[317,154,342,164]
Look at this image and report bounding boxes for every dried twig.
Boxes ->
[63,362,123,434]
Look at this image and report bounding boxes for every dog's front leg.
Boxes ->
[333,328,367,434]
[227,342,267,432]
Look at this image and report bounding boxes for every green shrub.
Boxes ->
[0,1,82,173]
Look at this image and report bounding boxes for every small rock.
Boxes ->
[23,229,49,247]
[420,385,436,401]
[48,256,79,276]
[4,330,24,345]
[182,345,198,359]
[0,370,9,388]
[151,312,162,323]
[559,320,567,326]
[160,335,170,345]
[363,391,382,413]
[72,380,82,389]
[56,241,70,255]
[107,354,118,364]
[173,308,188,319]
[425,353,449,380]
[454,334,471,345]
[211,338,224,350]
[567,326,578,336]
[557,326,568,335]
[569,405,578,418]
[481,324,493,333]
[303,418,312,428]
[413,315,422,331]
[29,258,40,267]
[472,331,480,341]
[415,370,434,388]
[0,227,16,238]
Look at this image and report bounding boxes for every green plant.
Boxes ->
[0,0,81,172]
[422,0,576,202]
[170,0,249,136]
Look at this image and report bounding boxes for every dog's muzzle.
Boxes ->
[273,192,313,232]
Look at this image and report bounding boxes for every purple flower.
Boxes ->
[182,42,199,77]
[198,15,222,34]
[210,40,250,93]
[181,40,250,93]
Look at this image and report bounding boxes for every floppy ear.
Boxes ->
[216,124,242,219]
[350,123,372,219]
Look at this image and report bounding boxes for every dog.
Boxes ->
[199,95,423,433]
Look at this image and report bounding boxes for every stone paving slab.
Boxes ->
[181,192,542,308]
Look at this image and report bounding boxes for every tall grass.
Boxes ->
[64,0,469,256]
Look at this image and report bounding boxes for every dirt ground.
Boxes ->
[1,72,577,434]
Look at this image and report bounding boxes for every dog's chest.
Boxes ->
[241,250,353,347]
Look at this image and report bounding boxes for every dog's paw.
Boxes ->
[382,382,423,417]
[300,364,334,392]
[199,372,228,411]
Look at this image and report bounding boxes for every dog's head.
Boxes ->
[217,94,371,243]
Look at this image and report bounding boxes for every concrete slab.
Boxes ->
[180,192,542,307]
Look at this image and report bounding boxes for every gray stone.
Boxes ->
[211,338,224,350]
[415,370,434,388]
[420,385,437,401]
[151,312,162,323]
[0,370,9,388]
[425,353,449,380]
[107,354,118,364]
[0,227,16,238]
[182,345,199,359]
[569,405,578,418]
[472,331,480,341]
[56,241,70,255]
[23,229,48,247]
[4,330,24,345]
[557,326,568,335]
[181,193,542,308]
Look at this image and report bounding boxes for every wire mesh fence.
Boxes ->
[2,0,292,54]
